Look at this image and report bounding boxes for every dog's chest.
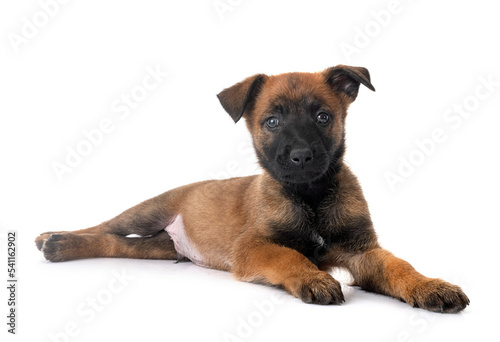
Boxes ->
[271,201,375,264]
[271,215,331,266]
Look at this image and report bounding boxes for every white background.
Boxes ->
[1,0,499,341]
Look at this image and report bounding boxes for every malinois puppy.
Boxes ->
[36,65,469,312]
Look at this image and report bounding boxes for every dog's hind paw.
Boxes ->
[35,232,53,251]
[37,233,84,262]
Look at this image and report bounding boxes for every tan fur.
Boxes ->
[35,66,469,311]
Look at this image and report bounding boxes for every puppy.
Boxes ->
[36,65,469,312]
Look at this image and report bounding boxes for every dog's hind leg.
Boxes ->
[40,230,177,262]
[35,191,179,262]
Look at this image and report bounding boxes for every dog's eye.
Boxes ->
[316,112,330,125]
[266,117,279,129]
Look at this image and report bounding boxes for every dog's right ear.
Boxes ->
[324,65,375,103]
[217,74,268,123]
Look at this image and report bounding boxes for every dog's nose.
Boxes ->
[290,148,313,166]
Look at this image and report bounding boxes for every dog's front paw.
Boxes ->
[408,278,469,313]
[290,271,344,305]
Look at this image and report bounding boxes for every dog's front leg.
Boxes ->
[343,248,469,312]
[232,242,344,305]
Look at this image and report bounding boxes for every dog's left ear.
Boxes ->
[324,65,375,102]
[217,74,268,123]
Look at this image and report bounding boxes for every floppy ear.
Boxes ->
[324,65,375,102]
[217,74,268,123]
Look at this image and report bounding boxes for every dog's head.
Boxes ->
[217,65,375,184]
